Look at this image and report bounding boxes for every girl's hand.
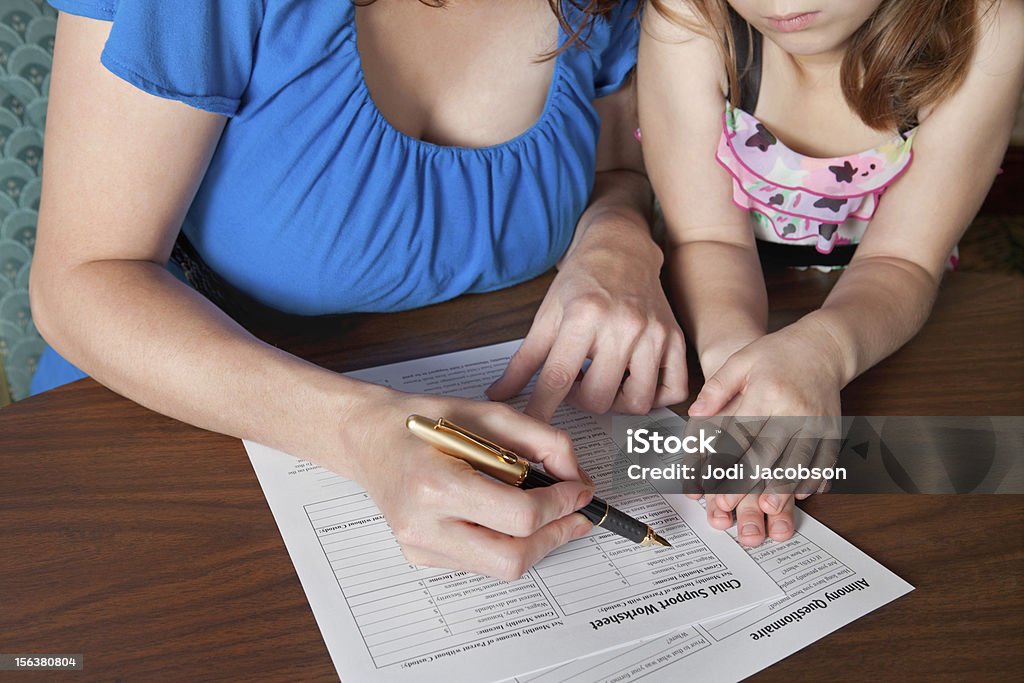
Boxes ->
[345,389,595,581]
[487,222,688,421]
[688,319,844,546]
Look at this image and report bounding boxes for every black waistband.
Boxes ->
[171,232,289,325]
[756,239,856,268]
[171,231,856,326]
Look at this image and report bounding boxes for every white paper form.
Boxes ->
[513,507,914,683]
[244,340,782,683]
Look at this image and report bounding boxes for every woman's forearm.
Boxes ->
[668,239,768,375]
[560,169,656,266]
[564,73,656,268]
[31,259,382,476]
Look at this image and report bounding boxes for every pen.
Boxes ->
[406,415,672,548]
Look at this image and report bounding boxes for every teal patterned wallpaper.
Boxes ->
[0,0,52,401]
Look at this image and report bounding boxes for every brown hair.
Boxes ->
[649,0,984,131]
[353,0,625,54]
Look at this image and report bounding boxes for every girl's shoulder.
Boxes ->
[917,0,1024,125]
[640,0,730,97]
[988,0,1024,27]
[980,0,1024,57]
[975,0,1024,64]
[641,0,715,44]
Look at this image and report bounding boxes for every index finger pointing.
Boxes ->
[486,325,557,402]
[524,328,593,423]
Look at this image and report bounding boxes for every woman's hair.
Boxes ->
[649,0,985,131]
[354,1,624,54]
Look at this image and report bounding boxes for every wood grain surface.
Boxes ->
[0,270,1021,681]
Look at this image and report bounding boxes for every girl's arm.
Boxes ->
[489,75,689,420]
[31,13,594,581]
[677,0,1024,546]
[639,6,794,545]
[795,0,1024,388]
[691,0,1024,414]
[637,6,769,381]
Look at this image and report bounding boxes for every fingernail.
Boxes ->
[577,466,595,486]
[771,519,790,534]
[576,490,593,510]
[741,523,760,537]
[713,508,730,520]
[690,399,706,414]
[765,494,781,512]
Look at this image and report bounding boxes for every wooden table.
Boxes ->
[1,270,1021,681]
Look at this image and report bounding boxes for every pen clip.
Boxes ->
[434,418,522,467]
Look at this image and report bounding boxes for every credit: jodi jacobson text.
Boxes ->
[625,463,847,482]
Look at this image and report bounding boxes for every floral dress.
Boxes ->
[714,102,958,271]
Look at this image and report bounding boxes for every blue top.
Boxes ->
[31,0,640,394]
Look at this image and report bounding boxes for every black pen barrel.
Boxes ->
[576,497,610,527]
[520,468,649,543]
[521,468,561,489]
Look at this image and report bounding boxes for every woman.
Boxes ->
[29,0,687,580]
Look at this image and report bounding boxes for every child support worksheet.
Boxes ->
[513,505,913,682]
[245,341,782,683]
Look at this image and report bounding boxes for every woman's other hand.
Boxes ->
[487,76,688,422]
[486,220,687,421]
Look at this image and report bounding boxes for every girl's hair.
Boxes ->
[354,1,623,53]
[649,0,984,131]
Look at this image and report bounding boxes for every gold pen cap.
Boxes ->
[406,415,530,485]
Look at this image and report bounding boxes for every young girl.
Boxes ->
[638,0,1024,545]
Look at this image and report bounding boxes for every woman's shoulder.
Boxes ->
[48,0,116,21]
[48,0,268,21]
[49,0,280,118]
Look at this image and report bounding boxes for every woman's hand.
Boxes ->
[489,76,688,423]
[487,220,688,421]
[689,319,844,546]
[345,389,596,581]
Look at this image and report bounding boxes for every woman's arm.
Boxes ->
[488,75,689,420]
[31,13,594,581]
